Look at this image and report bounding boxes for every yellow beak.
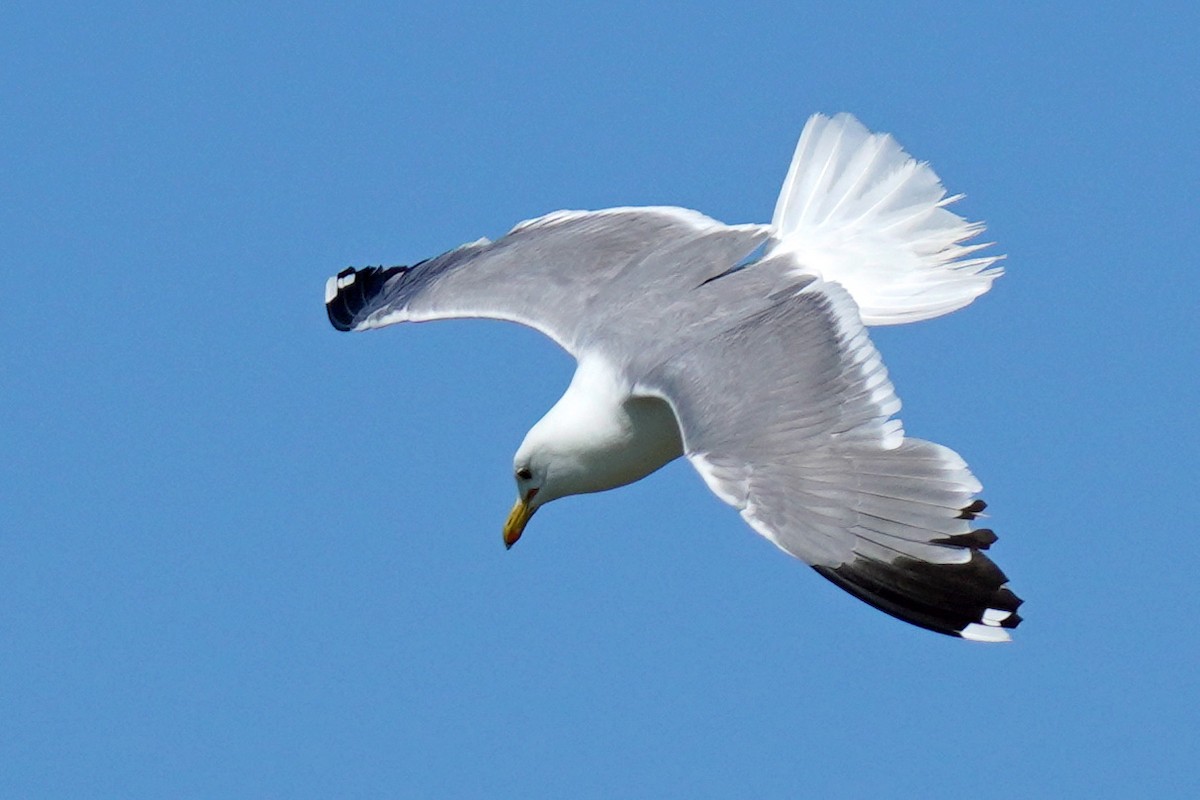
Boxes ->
[503,496,537,549]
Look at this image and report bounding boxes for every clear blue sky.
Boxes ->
[4,3,1198,797]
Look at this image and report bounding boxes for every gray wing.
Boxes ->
[325,206,770,356]
[637,278,1022,641]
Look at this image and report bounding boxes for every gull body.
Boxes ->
[325,113,1023,641]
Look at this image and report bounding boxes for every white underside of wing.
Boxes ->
[689,452,750,507]
[769,113,1002,325]
[671,280,986,570]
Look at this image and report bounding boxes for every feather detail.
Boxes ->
[770,113,1003,325]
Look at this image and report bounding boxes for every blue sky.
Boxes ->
[4,2,1198,797]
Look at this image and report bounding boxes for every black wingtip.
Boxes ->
[325,264,410,331]
[957,499,988,520]
[325,267,359,331]
[932,527,998,550]
[813,550,1024,640]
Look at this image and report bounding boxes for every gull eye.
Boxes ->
[516,467,533,481]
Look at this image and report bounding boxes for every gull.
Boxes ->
[325,113,1022,641]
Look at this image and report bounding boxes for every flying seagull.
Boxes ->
[325,113,1022,641]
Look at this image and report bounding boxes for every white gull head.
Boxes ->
[503,358,683,547]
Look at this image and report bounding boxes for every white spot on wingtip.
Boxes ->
[326,271,357,305]
[961,623,1012,643]
[982,608,1013,626]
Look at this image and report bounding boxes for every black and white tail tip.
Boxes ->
[814,500,1023,642]
[325,265,409,332]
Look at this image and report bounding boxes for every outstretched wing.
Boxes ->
[638,278,1022,641]
[325,206,770,355]
[770,113,1003,325]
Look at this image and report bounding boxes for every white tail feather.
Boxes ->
[770,113,1003,325]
